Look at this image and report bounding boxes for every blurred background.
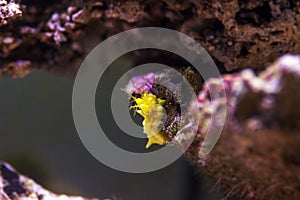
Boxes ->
[0,68,218,200]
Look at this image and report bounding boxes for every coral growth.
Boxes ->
[0,0,22,26]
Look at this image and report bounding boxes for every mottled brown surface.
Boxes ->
[0,0,299,78]
[183,55,300,199]
[200,128,300,200]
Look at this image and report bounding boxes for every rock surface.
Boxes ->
[0,161,100,200]
[0,0,299,77]
[184,54,300,199]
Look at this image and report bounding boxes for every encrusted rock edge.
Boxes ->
[0,161,103,200]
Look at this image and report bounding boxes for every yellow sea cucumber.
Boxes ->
[131,93,168,148]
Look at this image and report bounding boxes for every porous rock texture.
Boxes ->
[0,0,299,78]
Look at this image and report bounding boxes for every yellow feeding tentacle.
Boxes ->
[131,93,168,148]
